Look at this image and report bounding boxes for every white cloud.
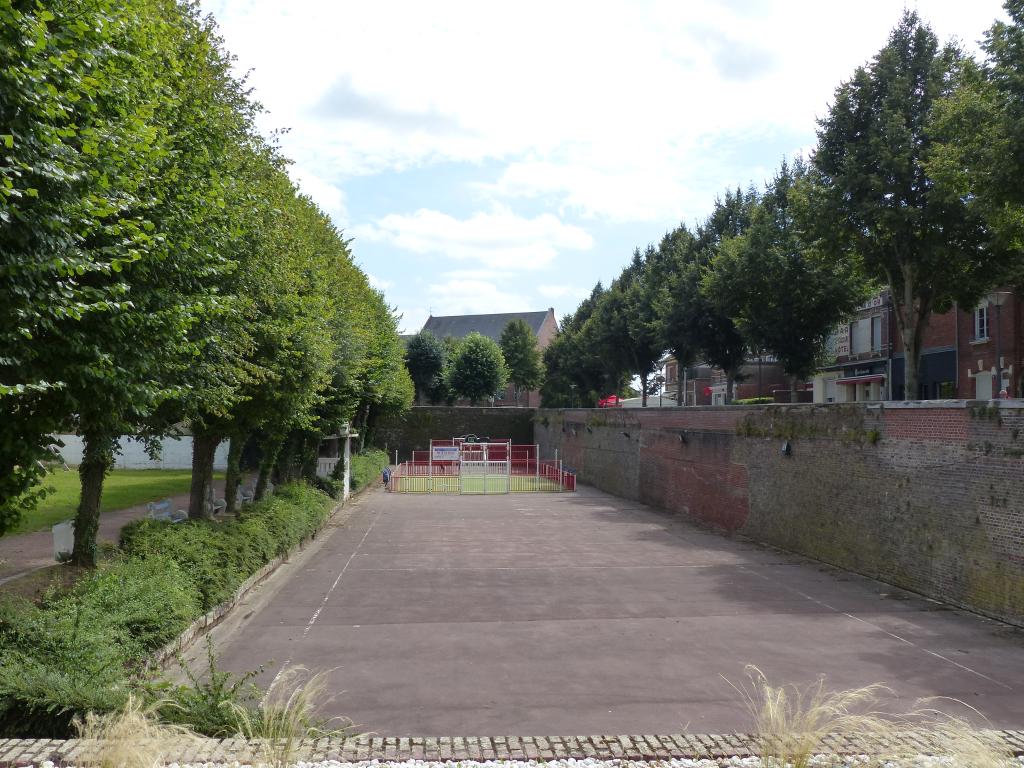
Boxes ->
[203,0,1006,223]
[353,207,593,270]
[538,284,589,301]
[290,165,348,228]
[427,279,530,317]
[367,273,392,291]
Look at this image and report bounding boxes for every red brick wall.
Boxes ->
[891,294,1023,398]
[538,402,1024,627]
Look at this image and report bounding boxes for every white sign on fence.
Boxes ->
[431,446,460,461]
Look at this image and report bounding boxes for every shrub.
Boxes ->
[0,483,333,737]
[734,396,775,405]
[312,475,344,498]
[155,640,263,738]
[350,449,388,491]
[120,483,333,610]
[0,596,131,736]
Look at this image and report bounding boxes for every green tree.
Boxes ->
[594,248,664,406]
[692,189,757,402]
[427,336,461,405]
[0,0,170,533]
[540,284,619,407]
[652,226,701,406]
[499,319,544,405]
[928,1,1024,289]
[405,331,446,404]
[704,159,866,398]
[815,11,995,399]
[448,333,508,405]
[1,0,242,561]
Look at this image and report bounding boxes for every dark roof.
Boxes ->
[422,310,550,342]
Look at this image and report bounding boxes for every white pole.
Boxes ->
[428,442,433,494]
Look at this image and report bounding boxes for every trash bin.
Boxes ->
[52,520,74,561]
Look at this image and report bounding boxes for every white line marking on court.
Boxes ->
[740,565,1013,690]
[267,506,382,692]
[354,564,734,571]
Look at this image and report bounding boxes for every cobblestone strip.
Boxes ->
[1,730,1022,766]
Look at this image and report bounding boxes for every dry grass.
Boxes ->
[729,665,1018,768]
[729,665,898,768]
[231,666,354,768]
[907,699,1018,768]
[74,694,198,768]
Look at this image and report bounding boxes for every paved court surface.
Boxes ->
[197,486,1024,736]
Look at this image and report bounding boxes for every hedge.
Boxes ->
[349,449,389,491]
[0,483,334,737]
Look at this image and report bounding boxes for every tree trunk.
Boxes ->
[640,373,648,407]
[896,266,924,400]
[275,435,295,483]
[790,374,800,403]
[224,433,244,516]
[676,367,685,406]
[255,442,280,501]
[71,431,115,567]
[300,432,319,483]
[901,322,922,400]
[354,402,370,453]
[189,430,219,519]
[725,370,735,403]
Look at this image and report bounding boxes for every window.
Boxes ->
[851,318,871,354]
[871,315,882,352]
[974,303,990,340]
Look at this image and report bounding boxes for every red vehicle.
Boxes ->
[597,394,622,408]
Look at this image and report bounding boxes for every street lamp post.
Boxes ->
[991,291,1012,397]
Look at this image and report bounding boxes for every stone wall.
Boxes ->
[536,402,1024,626]
[371,406,537,462]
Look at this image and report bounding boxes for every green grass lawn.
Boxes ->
[9,469,221,536]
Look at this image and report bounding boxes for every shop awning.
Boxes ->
[836,374,885,385]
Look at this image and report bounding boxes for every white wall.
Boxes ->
[56,435,229,470]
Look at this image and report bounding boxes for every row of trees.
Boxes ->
[0,1,412,560]
[405,320,544,405]
[544,6,1023,407]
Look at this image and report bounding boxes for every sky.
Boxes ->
[200,0,1008,334]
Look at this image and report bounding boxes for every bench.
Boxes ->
[236,480,256,506]
[146,498,187,523]
[206,486,227,516]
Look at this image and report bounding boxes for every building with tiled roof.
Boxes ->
[421,309,558,407]
[422,310,555,345]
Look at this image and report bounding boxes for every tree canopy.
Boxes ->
[405,331,447,404]
[542,8,1018,408]
[499,320,544,404]
[0,1,411,551]
[704,159,867,391]
[814,11,997,399]
[448,333,508,406]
